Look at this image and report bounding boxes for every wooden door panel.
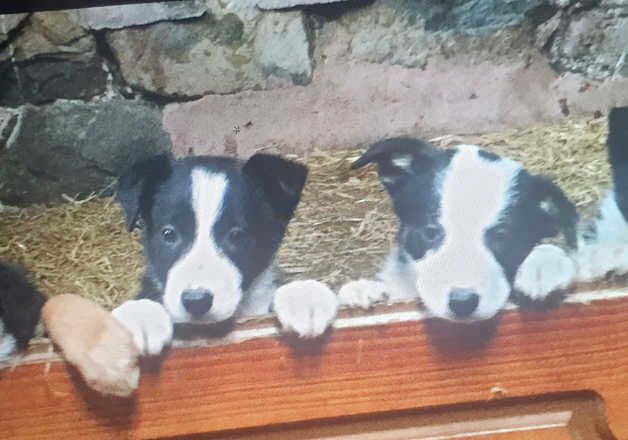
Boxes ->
[2,292,626,439]
[202,393,609,440]
[464,431,571,440]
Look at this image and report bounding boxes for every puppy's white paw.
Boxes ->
[514,244,576,300]
[338,279,388,309]
[273,280,338,338]
[112,299,173,356]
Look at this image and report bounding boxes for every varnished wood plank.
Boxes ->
[1,295,627,439]
[247,411,576,440]
[463,431,572,440]
[202,393,607,439]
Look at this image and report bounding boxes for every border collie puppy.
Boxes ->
[575,106,628,280]
[339,138,579,321]
[112,153,338,355]
[0,263,46,360]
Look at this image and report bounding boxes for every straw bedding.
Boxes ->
[0,116,611,309]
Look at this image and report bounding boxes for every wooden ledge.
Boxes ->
[1,287,628,439]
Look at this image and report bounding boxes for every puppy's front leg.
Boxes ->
[273,280,338,338]
[337,279,389,309]
[514,244,576,300]
[112,299,173,356]
[42,294,140,397]
[338,248,417,309]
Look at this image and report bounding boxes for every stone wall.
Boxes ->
[0,0,627,205]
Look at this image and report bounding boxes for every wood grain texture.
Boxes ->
[1,296,627,439]
[203,397,607,439]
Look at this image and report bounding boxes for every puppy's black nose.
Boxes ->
[181,289,213,317]
[448,288,479,318]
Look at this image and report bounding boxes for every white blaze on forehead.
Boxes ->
[412,145,521,320]
[193,168,227,240]
[163,168,243,323]
[440,145,520,240]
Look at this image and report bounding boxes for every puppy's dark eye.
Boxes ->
[224,227,251,250]
[401,223,444,259]
[161,226,178,244]
[421,224,443,243]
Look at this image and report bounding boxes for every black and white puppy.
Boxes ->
[111,153,338,355]
[575,106,628,280]
[0,263,46,360]
[339,138,579,321]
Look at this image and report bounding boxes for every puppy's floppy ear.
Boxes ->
[608,106,628,220]
[352,137,435,193]
[530,175,579,249]
[116,154,172,232]
[243,153,308,222]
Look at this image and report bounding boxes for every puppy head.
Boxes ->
[0,263,46,349]
[354,138,576,321]
[117,153,307,323]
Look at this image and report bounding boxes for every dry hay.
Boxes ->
[0,116,611,309]
[0,198,143,309]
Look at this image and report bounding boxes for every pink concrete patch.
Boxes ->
[163,55,628,158]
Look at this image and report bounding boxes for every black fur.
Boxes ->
[117,154,173,232]
[352,137,440,197]
[116,153,307,302]
[608,106,628,221]
[0,263,46,350]
[354,137,578,285]
[353,137,455,233]
[484,171,578,282]
[478,149,500,162]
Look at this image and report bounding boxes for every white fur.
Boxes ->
[575,245,628,282]
[0,321,16,360]
[377,247,422,300]
[392,154,413,171]
[163,169,243,323]
[585,191,628,246]
[239,265,278,315]
[342,146,523,319]
[539,199,555,214]
[338,279,389,309]
[112,299,173,356]
[339,246,418,309]
[412,145,519,320]
[273,280,338,338]
[514,244,576,300]
[575,191,628,282]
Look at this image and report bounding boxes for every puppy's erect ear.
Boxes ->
[352,137,435,193]
[530,175,579,249]
[608,106,628,220]
[116,154,172,232]
[243,153,308,222]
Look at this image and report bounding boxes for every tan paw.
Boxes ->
[42,294,140,397]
